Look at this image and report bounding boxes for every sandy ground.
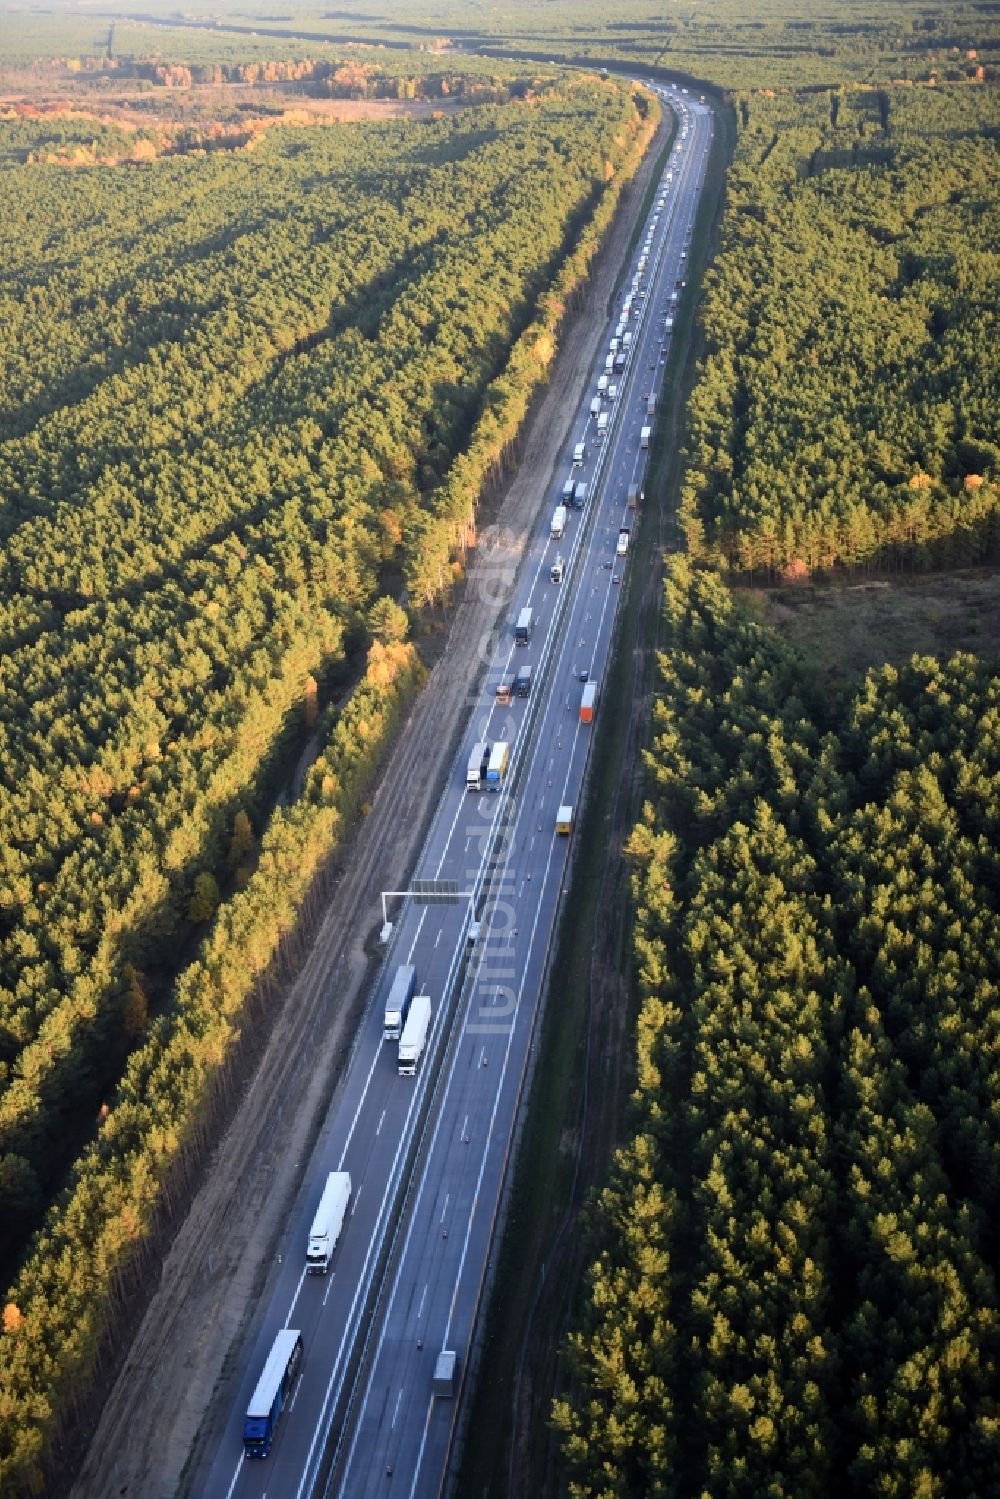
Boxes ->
[67,112,664,1499]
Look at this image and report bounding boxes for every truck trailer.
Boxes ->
[384,963,416,1042]
[306,1171,352,1274]
[640,425,652,449]
[398,993,432,1076]
[467,741,490,792]
[556,804,575,835]
[486,740,509,790]
[243,1329,304,1459]
[550,504,567,540]
[580,682,598,723]
[515,606,533,645]
[617,528,630,557]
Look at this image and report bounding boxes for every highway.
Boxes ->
[193,85,712,1499]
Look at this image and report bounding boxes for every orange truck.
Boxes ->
[580,682,598,723]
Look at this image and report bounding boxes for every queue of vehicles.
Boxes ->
[235,84,699,1480]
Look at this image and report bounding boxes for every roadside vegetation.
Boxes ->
[548,6,1000,1498]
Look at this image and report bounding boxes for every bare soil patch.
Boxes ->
[743,567,1000,679]
[67,113,665,1499]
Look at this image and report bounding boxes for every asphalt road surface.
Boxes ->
[193,85,712,1499]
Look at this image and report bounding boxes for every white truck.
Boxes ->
[597,412,609,440]
[573,441,586,466]
[306,1171,352,1274]
[551,503,567,539]
[467,740,490,792]
[550,554,565,583]
[617,527,630,557]
[384,963,416,1041]
[398,993,432,1076]
[590,396,601,417]
[640,425,652,449]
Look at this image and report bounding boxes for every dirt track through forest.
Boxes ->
[68,111,664,1499]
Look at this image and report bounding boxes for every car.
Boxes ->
[579,669,589,682]
[612,574,622,585]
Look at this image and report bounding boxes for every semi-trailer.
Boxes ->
[617,528,630,557]
[243,1329,304,1459]
[550,503,567,539]
[384,963,416,1042]
[590,396,601,417]
[486,740,509,790]
[580,681,598,723]
[556,804,575,835]
[306,1172,352,1273]
[515,665,533,698]
[466,740,490,791]
[398,993,432,1076]
[573,441,586,465]
[515,606,533,644]
[640,425,652,449]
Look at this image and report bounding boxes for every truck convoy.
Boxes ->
[398,993,432,1076]
[551,504,567,539]
[486,740,509,790]
[306,1172,352,1273]
[384,963,416,1042]
[467,740,490,791]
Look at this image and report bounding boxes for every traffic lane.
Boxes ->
[217,956,465,1498]
[338,840,567,1494]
